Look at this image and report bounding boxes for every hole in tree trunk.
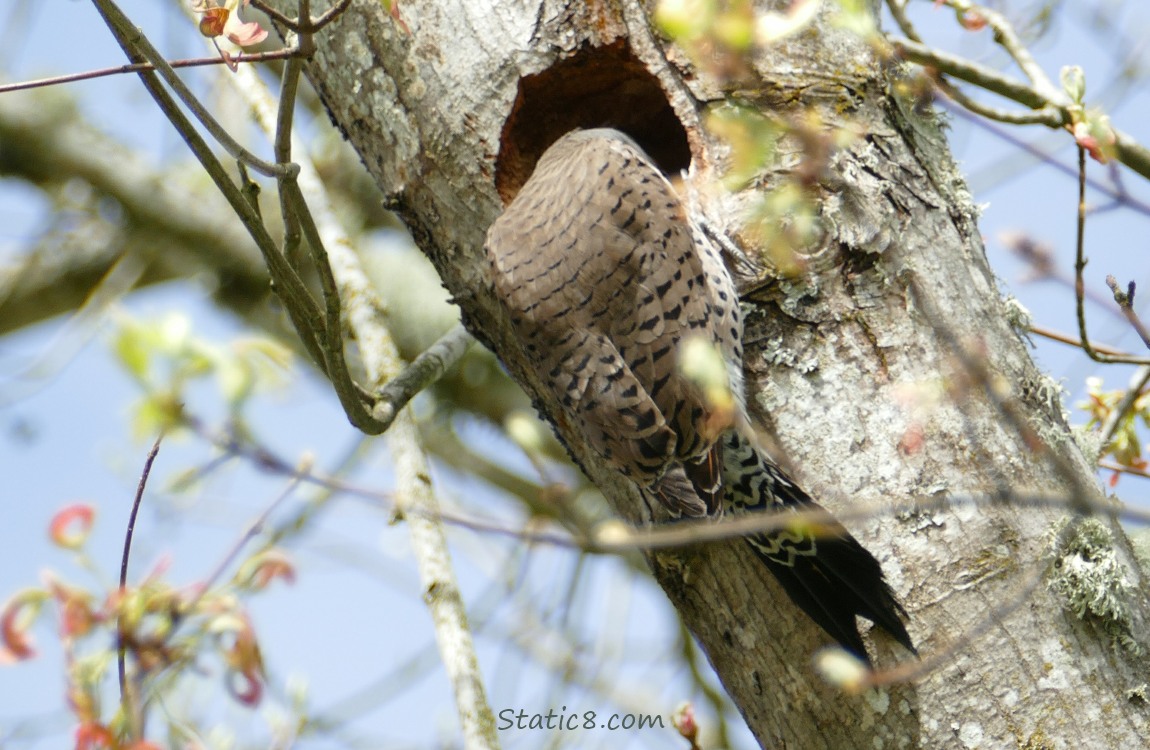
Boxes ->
[494,40,691,203]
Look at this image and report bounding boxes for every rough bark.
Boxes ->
[275,0,1150,746]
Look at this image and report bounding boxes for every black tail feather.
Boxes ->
[748,525,915,664]
[720,431,914,663]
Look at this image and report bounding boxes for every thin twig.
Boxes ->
[1099,460,1150,481]
[929,74,1062,126]
[247,0,300,28]
[118,434,164,742]
[249,0,353,32]
[889,36,1059,121]
[939,101,1150,218]
[871,561,1047,688]
[888,34,1150,182]
[886,0,922,44]
[1099,365,1150,447]
[1028,325,1133,357]
[940,0,1061,101]
[1074,146,1097,359]
[183,413,1150,550]
[1105,276,1150,350]
[88,0,332,378]
[205,16,383,432]
[194,470,307,603]
[90,0,289,178]
[0,49,301,94]
[307,0,354,31]
[372,324,476,428]
[280,179,379,431]
[1001,231,1139,312]
[214,17,499,742]
[1068,148,1150,365]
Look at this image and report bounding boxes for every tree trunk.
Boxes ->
[277,0,1150,746]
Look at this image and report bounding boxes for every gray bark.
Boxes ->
[273,0,1150,747]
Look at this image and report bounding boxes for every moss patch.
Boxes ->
[1047,518,1139,654]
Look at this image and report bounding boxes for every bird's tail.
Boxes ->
[721,430,915,663]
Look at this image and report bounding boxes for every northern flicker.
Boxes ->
[485,128,913,662]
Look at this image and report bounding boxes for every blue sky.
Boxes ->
[2,2,1150,748]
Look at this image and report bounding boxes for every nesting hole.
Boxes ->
[495,41,691,203]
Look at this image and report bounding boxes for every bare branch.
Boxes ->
[117,434,163,743]
[940,0,1062,101]
[373,324,476,428]
[928,74,1063,126]
[1071,148,1150,365]
[1106,275,1150,350]
[889,36,1060,121]
[216,30,499,746]
[888,30,1150,182]
[944,102,1150,217]
[1099,365,1150,447]
[1028,325,1136,358]
[0,49,301,95]
[91,0,291,178]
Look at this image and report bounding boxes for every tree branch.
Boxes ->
[216,25,499,746]
[888,33,1150,182]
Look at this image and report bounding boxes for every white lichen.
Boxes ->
[1070,424,1107,468]
[1047,517,1139,653]
[1129,526,1150,576]
[1002,294,1033,335]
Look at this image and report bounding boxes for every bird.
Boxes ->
[484,127,914,663]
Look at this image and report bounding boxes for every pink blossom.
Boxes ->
[49,504,95,550]
[1,592,40,662]
[194,1,268,51]
[224,12,268,47]
[1073,121,1114,164]
[74,722,116,750]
